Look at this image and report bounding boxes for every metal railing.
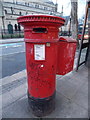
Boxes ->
[0,29,71,39]
[0,29,24,39]
[59,31,72,36]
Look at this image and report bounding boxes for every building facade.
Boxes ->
[0,0,62,32]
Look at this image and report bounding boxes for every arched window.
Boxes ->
[35,4,39,8]
[44,7,47,10]
[14,24,17,31]
[5,10,7,14]
[11,7,13,11]
[25,2,27,6]
[11,7,13,14]
[19,12,22,15]
[26,12,28,15]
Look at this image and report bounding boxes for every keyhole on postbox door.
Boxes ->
[33,28,47,33]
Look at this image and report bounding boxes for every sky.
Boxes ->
[52,0,87,19]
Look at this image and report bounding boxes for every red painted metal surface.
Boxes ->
[26,43,57,98]
[57,36,77,75]
[17,15,65,43]
[17,15,65,98]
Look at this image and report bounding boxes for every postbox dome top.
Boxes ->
[17,14,65,27]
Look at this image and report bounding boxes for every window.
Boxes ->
[52,8,55,12]
[26,12,28,15]
[11,7,13,14]
[25,2,27,6]
[5,9,7,14]
[35,4,39,8]
[44,7,47,10]
[19,12,22,15]
[11,7,12,10]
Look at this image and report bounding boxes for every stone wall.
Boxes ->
[1,0,62,30]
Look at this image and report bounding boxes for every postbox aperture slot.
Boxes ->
[33,28,47,33]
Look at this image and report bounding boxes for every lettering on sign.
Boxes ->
[34,44,45,60]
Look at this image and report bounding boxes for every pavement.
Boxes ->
[0,38,24,44]
[0,53,89,119]
[0,38,89,119]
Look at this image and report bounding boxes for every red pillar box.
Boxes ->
[17,15,65,117]
[57,36,77,75]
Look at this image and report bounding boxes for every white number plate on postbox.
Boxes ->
[34,44,45,60]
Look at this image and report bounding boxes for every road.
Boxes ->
[0,42,26,78]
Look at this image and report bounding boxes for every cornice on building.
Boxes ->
[3,0,56,8]
[2,1,62,17]
[3,2,56,12]
[1,0,62,22]
[3,7,54,16]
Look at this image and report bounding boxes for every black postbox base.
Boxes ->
[28,91,55,117]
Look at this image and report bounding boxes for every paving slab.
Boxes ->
[2,95,34,118]
[9,83,27,101]
[72,88,88,110]
[2,77,26,95]
[56,79,80,99]
[43,91,88,118]
[2,92,14,109]
[12,70,27,80]
[1,76,17,86]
